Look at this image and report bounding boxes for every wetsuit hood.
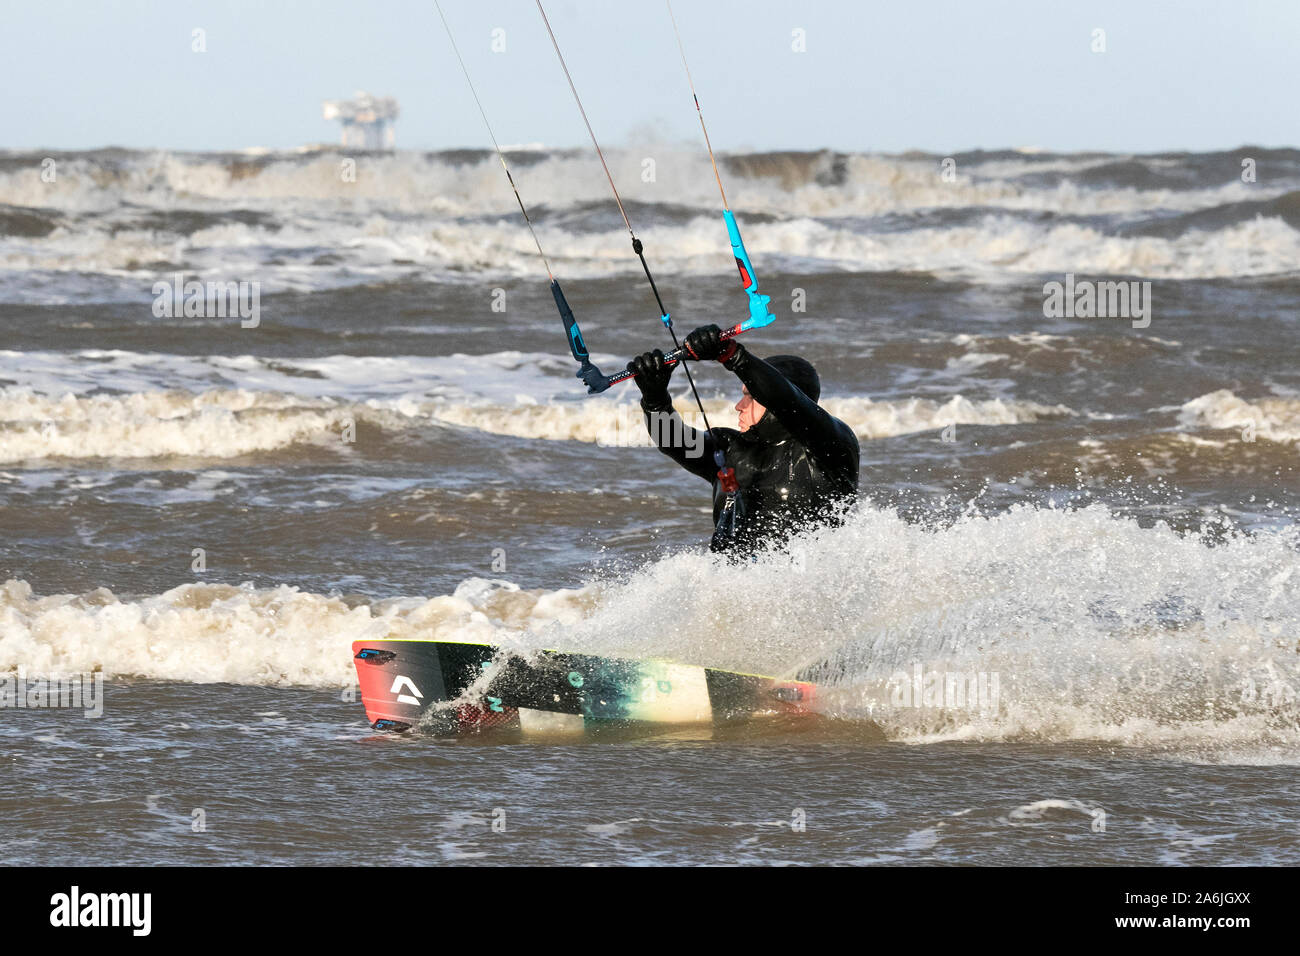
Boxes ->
[762,355,820,402]
[745,354,820,442]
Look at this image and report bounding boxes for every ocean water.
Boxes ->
[1,145,1299,865]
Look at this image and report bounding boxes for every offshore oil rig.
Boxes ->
[322,92,399,149]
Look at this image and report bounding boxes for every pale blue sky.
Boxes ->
[1,0,1295,153]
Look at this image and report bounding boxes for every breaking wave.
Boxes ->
[0,382,1072,462]
[1179,389,1300,444]
[4,502,1297,761]
[3,147,1299,303]
[0,387,425,462]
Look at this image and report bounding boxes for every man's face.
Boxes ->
[736,386,767,432]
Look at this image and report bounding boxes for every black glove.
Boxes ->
[627,349,673,404]
[684,324,737,363]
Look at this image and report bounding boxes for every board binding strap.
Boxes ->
[352,639,816,735]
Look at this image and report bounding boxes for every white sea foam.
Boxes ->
[8,212,1296,294]
[0,345,1072,461]
[3,150,1297,303]
[0,378,1071,462]
[431,392,1071,446]
[0,577,590,686]
[0,387,376,461]
[1005,799,1106,826]
[1,149,1282,219]
[1179,389,1300,443]
[5,503,1298,761]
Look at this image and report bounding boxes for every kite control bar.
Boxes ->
[574,308,774,394]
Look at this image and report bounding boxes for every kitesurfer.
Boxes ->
[629,324,860,554]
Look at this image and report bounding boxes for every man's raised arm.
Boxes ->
[629,348,717,482]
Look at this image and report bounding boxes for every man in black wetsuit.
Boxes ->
[628,324,860,554]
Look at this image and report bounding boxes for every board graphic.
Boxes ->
[352,640,816,735]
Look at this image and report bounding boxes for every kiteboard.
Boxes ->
[352,639,816,735]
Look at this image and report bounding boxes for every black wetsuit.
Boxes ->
[640,345,860,554]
